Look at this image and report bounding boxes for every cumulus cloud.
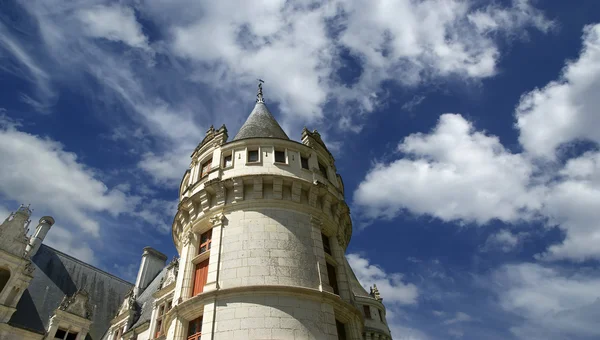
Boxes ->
[347,253,423,339]
[482,230,527,253]
[516,24,600,159]
[75,4,150,50]
[7,0,551,185]
[347,253,418,305]
[354,114,540,224]
[355,24,600,262]
[493,263,600,339]
[0,123,136,236]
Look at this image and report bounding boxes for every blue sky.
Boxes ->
[1,0,600,339]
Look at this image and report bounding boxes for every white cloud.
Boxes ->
[354,24,600,262]
[76,4,149,50]
[494,263,600,339]
[482,229,526,253]
[0,123,136,237]
[347,253,418,305]
[0,22,56,112]
[443,312,473,325]
[354,114,541,224]
[516,24,600,159]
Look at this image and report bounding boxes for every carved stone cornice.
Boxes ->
[209,213,225,227]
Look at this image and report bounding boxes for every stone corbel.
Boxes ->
[232,178,244,203]
[209,213,225,227]
[308,186,318,208]
[183,231,196,246]
[291,181,301,203]
[273,178,283,200]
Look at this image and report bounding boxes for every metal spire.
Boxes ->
[257,79,265,103]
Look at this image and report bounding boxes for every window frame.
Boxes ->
[222,152,233,169]
[335,320,347,340]
[153,298,172,339]
[363,305,372,319]
[200,158,212,178]
[187,316,203,340]
[247,148,260,163]
[274,148,287,164]
[326,262,339,295]
[322,233,331,255]
[318,161,328,179]
[198,229,212,255]
[301,156,310,170]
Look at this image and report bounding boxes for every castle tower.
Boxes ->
[0,205,41,328]
[166,83,392,340]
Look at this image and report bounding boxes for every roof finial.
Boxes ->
[257,79,265,103]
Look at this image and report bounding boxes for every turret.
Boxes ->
[25,216,55,258]
[0,205,33,257]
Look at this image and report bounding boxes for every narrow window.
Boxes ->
[319,162,328,179]
[274,150,286,163]
[187,317,203,340]
[301,156,309,170]
[192,259,210,296]
[336,320,347,340]
[0,268,10,295]
[326,262,339,295]
[248,149,259,163]
[322,233,331,255]
[199,229,212,254]
[363,305,372,319]
[379,309,384,322]
[154,304,165,338]
[65,332,78,340]
[201,158,212,178]
[223,154,233,168]
[54,329,67,339]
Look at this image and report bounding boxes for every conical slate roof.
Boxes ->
[233,101,289,141]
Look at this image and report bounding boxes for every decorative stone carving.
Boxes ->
[159,257,179,290]
[59,290,93,319]
[117,288,136,316]
[183,231,196,246]
[370,284,382,302]
[210,213,225,226]
[23,261,35,276]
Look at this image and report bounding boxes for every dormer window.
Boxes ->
[274,149,286,163]
[223,153,233,168]
[301,156,309,170]
[201,158,212,178]
[55,328,78,340]
[248,149,259,163]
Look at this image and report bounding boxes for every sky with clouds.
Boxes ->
[1,0,599,339]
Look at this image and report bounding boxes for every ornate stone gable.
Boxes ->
[117,288,137,316]
[159,257,179,290]
[58,290,93,319]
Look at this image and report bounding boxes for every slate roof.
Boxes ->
[233,102,289,141]
[9,244,133,339]
[344,257,371,298]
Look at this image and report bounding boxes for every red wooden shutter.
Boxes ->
[192,259,210,296]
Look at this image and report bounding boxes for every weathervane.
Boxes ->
[257,79,265,103]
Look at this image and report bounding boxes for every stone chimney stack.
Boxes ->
[25,216,55,258]
[134,247,167,296]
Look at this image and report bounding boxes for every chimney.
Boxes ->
[26,216,54,258]
[134,247,167,296]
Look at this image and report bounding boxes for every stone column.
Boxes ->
[45,315,59,340]
[75,328,89,340]
[173,232,197,303]
[204,214,225,291]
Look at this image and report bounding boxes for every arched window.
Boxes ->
[0,268,10,295]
